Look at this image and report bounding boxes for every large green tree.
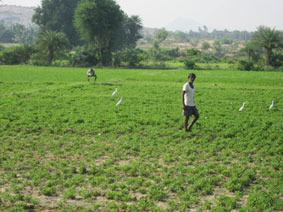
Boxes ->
[115,15,143,50]
[154,28,168,43]
[11,24,38,45]
[74,0,142,65]
[149,28,168,60]
[75,0,128,65]
[74,0,124,65]
[251,26,281,66]
[32,0,80,46]
[35,30,69,65]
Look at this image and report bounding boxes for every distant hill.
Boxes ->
[0,5,35,26]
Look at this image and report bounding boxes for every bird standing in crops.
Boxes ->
[269,101,274,110]
[116,96,123,106]
[112,88,118,96]
[239,102,245,112]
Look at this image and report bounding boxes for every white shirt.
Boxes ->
[183,82,195,106]
[87,69,95,76]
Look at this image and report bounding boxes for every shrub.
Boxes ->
[184,57,197,69]
[0,44,33,65]
[201,53,220,63]
[264,65,278,72]
[222,39,233,44]
[29,53,49,66]
[70,44,99,67]
[245,191,281,211]
[121,48,146,67]
[40,186,56,196]
[186,48,200,56]
[112,51,123,67]
[237,59,254,71]
[52,60,70,67]
[148,187,167,201]
[0,44,5,51]
[270,51,283,68]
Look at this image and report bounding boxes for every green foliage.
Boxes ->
[201,41,210,51]
[29,52,49,66]
[40,186,56,196]
[114,15,143,50]
[174,31,190,42]
[0,21,15,43]
[222,39,233,44]
[244,191,282,211]
[213,40,223,57]
[211,196,237,212]
[148,187,167,201]
[0,44,33,65]
[121,48,146,67]
[32,0,81,46]
[201,53,220,63]
[186,48,201,56]
[148,28,169,61]
[164,48,181,58]
[252,25,281,66]
[0,66,282,211]
[69,44,99,67]
[270,50,283,68]
[0,22,38,45]
[74,0,124,64]
[35,30,69,65]
[237,59,255,71]
[11,23,38,45]
[183,57,197,69]
[0,44,5,52]
[154,28,168,43]
[240,41,262,62]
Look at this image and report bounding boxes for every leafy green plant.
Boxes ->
[0,66,282,211]
[183,57,197,69]
[237,59,255,71]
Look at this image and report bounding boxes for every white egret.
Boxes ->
[116,96,123,106]
[269,101,274,110]
[239,102,245,112]
[112,88,118,96]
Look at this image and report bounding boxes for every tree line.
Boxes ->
[0,0,282,70]
[1,0,143,66]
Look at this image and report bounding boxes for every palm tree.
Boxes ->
[240,42,260,61]
[251,26,281,66]
[36,30,69,65]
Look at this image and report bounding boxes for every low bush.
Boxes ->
[29,52,49,66]
[121,48,146,67]
[0,44,33,65]
[237,59,254,71]
[270,51,283,68]
[69,44,99,67]
[183,57,197,69]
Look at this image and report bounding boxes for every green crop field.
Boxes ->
[0,65,282,211]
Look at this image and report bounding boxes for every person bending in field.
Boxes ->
[182,73,199,132]
[87,68,97,82]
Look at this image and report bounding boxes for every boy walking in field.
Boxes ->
[182,73,199,132]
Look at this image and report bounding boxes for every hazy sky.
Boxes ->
[1,0,283,31]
